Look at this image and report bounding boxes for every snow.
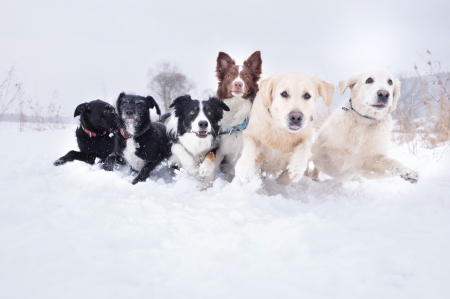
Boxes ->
[1,124,450,299]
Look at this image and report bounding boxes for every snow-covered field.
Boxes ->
[1,124,450,299]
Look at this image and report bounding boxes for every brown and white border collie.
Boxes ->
[215,51,262,176]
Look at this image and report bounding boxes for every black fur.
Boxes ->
[103,93,171,185]
[168,95,230,142]
[54,99,119,166]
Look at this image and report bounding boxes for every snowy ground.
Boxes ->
[1,123,450,299]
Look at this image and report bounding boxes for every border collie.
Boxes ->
[103,93,171,185]
[54,99,118,166]
[215,51,262,176]
[166,95,229,187]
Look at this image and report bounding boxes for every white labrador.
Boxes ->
[310,68,418,184]
[234,72,334,185]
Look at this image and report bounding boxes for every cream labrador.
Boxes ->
[310,68,418,184]
[234,72,334,185]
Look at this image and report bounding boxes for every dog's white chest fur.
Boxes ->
[178,133,213,163]
[123,139,145,171]
[219,97,252,165]
[122,121,146,171]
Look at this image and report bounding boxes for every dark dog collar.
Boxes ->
[342,99,377,121]
[120,126,150,139]
[82,125,107,137]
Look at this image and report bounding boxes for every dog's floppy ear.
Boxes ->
[116,92,126,112]
[258,77,275,109]
[145,95,161,116]
[388,77,401,114]
[169,94,192,108]
[338,75,358,95]
[210,96,230,111]
[318,79,335,108]
[243,51,262,78]
[216,52,235,78]
[74,102,88,117]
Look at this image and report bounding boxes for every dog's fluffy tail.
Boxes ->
[159,113,171,124]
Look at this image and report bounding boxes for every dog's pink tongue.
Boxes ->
[199,131,207,136]
[290,125,300,130]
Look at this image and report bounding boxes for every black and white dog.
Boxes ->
[166,95,229,187]
[103,93,171,185]
[54,99,118,166]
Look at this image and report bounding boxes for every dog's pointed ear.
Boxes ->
[116,92,126,111]
[388,77,401,114]
[318,79,335,108]
[145,95,161,116]
[74,102,88,117]
[338,75,358,95]
[258,77,275,109]
[169,94,192,108]
[216,52,235,78]
[244,51,262,78]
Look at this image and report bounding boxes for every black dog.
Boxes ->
[103,92,171,184]
[166,95,229,187]
[54,99,118,166]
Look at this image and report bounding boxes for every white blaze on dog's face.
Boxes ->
[339,68,401,119]
[190,101,212,138]
[260,72,334,132]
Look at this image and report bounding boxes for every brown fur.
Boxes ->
[215,51,262,101]
[204,151,216,165]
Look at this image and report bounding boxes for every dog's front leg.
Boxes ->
[199,151,216,177]
[362,155,418,184]
[103,153,119,171]
[234,136,259,185]
[54,150,96,166]
[278,141,311,185]
[170,143,197,174]
[132,160,161,185]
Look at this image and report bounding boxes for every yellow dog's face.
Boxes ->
[339,68,401,119]
[259,72,334,132]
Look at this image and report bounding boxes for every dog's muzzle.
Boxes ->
[288,110,303,131]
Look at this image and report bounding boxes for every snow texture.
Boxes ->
[1,125,450,299]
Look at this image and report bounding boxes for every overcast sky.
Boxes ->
[1,0,449,115]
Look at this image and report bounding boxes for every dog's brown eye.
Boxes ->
[103,110,110,114]
[303,93,311,100]
[228,75,232,78]
[207,111,212,116]
[366,78,374,84]
[281,91,289,98]
[189,110,195,115]
[388,79,393,85]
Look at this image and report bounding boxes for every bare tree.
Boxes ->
[147,61,196,113]
[0,67,24,121]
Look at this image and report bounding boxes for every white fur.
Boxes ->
[167,101,214,176]
[122,120,146,171]
[311,68,419,184]
[231,66,245,97]
[216,96,253,173]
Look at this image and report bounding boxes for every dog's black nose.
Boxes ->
[198,120,208,130]
[288,110,303,125]
[125,109,134,116]
[377,90,390,103]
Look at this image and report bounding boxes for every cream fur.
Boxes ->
[234,72,334,185]
[310,68,419,184]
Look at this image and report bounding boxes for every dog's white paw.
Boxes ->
[400,170,419,184]
[287,159,308,183]
[234,160,255,185]
[198,159,214,177]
